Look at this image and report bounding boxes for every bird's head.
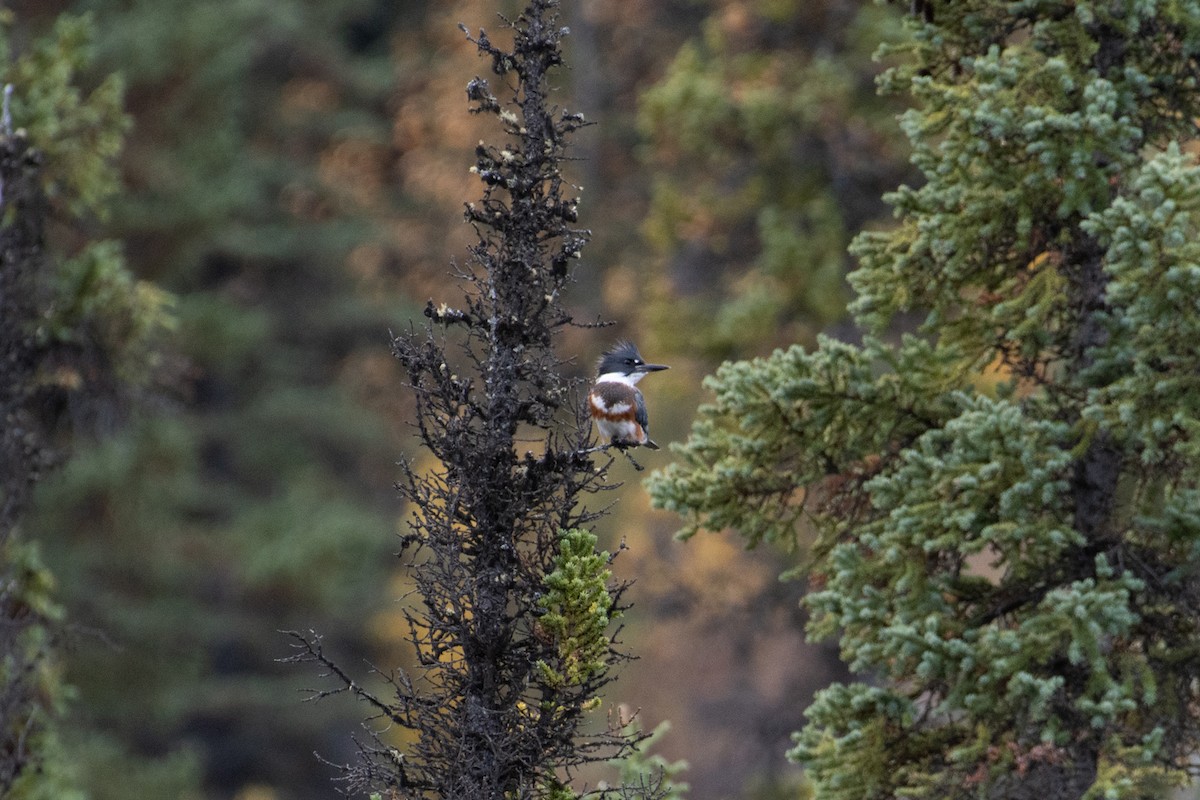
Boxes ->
[596,341,669,384]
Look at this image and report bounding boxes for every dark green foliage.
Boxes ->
[638,0,910,357]
[22,1,409,796]
[651,2,1200,797]
[0,12,168,797]
[5,13,125,218]
[0,11,168,430]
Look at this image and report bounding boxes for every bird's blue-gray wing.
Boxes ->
[634,389,650,433]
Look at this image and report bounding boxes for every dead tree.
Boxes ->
[288,3,662,798]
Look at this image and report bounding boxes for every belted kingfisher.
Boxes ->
[588,341,669,450]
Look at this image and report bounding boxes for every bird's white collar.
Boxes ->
[596,371,645,386]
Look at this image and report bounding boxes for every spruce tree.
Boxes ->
[0,85,70,800]
[289,2,658,798]
[24,2,407,795]
[637,0,910,358]
[0,12,168,796]
[649,2,1200,797]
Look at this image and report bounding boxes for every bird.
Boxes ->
[588,341,669,450]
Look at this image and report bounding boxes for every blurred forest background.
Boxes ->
[7,1,913,798]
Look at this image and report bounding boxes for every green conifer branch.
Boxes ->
[650,2,1200,796]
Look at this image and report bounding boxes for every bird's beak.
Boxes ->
[639,363,669,373]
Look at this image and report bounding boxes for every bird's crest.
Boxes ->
[596,340,643,375]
